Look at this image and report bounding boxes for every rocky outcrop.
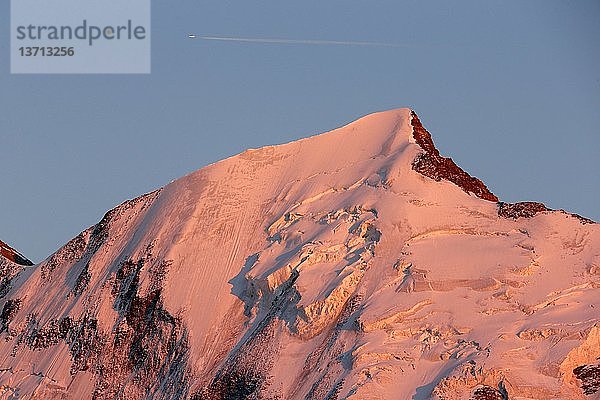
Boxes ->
[559,325,600,398]
[410,111,498,202]
[0,190,193,399]
[0,240,31,299]
[471,385,509,400]
[497,201,550,219]
[409,111,596,226]
[573,364,599,396]
[0,239,33,266]
[498,201,597,224]
[0,257,24,299]
[431,362,509,400]
[0,298,21,333]
[4,249,192,400]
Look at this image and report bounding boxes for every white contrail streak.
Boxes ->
[188,35,403,48]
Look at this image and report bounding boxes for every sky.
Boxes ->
[1,1,599,262]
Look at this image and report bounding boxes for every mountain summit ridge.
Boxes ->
[409,110,498,202]
[0,109,598,399]
[0,239,33,266]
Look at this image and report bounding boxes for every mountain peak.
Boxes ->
[237,107,498,203]
[0,239,33,266]
[0,109,597,399]
[409,110,498,202]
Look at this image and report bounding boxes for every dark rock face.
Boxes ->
[25,315,73,350]
[570,213,596,225]
[573,364,600,396]
[409,111,597,226]
[0,257,24,299]
[1,191,192,400]
[0,298,21,333]
[497,201,597,224]
[0,240,33,266]
[471,384,509,400]
[410,111,498,202]
[11,251,192,400]
[497,201,549,219]
[42,231,88,280]
[92,252,191,400]
[194,369,264,400]
[72,261,91,296]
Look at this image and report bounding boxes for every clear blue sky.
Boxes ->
[1,1,599,262]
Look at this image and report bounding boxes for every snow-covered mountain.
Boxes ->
[0,109,598,399]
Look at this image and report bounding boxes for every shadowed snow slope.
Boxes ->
[0,109,598,399]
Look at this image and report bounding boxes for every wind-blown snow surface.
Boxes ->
[0,109,598,399]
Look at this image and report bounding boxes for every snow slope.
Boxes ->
[0,109,598,399]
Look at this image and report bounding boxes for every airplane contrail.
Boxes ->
[188,35,403,48]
